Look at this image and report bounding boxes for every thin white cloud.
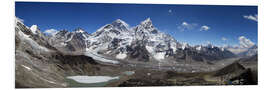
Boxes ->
[178,21,211,32]
[182,22,188,26]
[44,29,59,36]
[200,25,210,31]
[238,36,255,48]
[178,21,197,31]
[243,14,258,22]
[222,37,227,41]
[168,9,172,13]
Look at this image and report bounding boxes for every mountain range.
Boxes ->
[16,17,257,65]
[15,17,258,87]
[47,18,246,63]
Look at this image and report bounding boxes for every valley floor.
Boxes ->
[15,52,257,88]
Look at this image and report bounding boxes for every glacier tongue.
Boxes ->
[84,52,119,64]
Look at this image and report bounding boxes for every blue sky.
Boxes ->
[15,2,257,46]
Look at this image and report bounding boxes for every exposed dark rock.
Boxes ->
[214,61,245,76]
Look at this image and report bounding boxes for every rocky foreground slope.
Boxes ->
[15,18,127,88]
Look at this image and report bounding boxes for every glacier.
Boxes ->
[84,52,119,64]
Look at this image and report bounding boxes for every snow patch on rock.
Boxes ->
[181,43,188,50]
[196,46,202,51]
[145,46,155,54]
[21,65,32,71]
[116,53,127,59]
[30,25,38,34]
[153,52,166,61]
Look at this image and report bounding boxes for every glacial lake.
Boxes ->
[66,76,120,87]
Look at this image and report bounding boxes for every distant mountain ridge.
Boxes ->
[48,28,89,54]
[224,44,257,57]
[48,18,236,62]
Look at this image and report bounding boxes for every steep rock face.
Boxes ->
[15,19,56,54]
[133,18,179,61]
[86,19,133,56]
[172,44,236,63]
[193,45,236,61]
[48,28,89,54]
[212,61,257,85]
[48,30,75,52]
[125,40,150,62]
[29,25,50,47]
[15,18,66,88]
[214,61,245,76]
[85,18,182,61]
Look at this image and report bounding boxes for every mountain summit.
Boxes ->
[111,19,130,30]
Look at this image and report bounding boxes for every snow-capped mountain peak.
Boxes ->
[73,28,89,40]
[224,36,257,56]
[30,25,38,34]
[55,30,69,36]
[133,18,160,41]
[139,18,154,29]
[141,18,151,25]
[94,19,130,35]
[112,19,129,29]
[239,36,255,48]
[85,19,133,53]
[179,42,188,50]
[74,28,86,33]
